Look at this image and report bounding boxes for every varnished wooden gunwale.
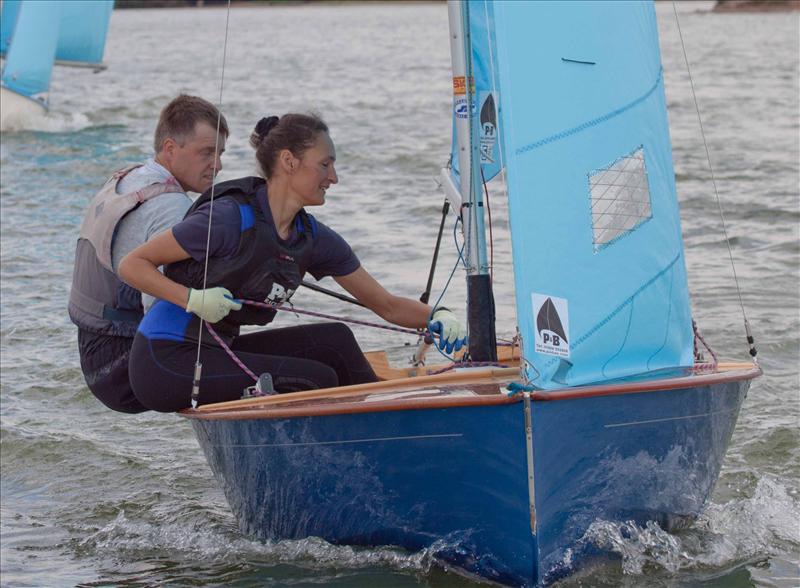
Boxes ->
[179,362,761,421]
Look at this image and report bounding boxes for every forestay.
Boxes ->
[493,0,693,388]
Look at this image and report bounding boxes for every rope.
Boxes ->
[426,361,509,376]
[240,299,426,337]
[672,2,754,358]
[692,319,718,366]
[191,0,232,408]
[203,291,515,384]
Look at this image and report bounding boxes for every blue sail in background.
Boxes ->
[449,0,503,189]
[492,0,693,388]
[56,1,114,65]
[0,0,22,56]
[1,1,62,99]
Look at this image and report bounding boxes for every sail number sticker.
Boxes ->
[532,293,570,358]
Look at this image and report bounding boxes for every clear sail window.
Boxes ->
[588,146,653,252]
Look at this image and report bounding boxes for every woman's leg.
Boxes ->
[232,322,379,386]
[129,333,339,412]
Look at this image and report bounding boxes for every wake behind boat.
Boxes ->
[175,1,761,585]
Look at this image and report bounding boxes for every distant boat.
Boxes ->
[178,1,761,585]
[0,0,114,131]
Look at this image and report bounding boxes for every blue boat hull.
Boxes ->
[187,368,755,586]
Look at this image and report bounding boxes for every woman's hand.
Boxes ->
[333,268,469,354]
[186,287,242,323]
[427,307,467,353]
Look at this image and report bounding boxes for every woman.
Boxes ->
[120,114,467,412]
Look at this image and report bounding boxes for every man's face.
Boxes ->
[161,121,226,193]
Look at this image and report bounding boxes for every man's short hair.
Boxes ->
[153,95,229,153]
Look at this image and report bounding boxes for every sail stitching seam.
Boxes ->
[539,252,682,373]
[515,69,663,155]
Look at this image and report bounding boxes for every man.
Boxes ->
[69,95,228,413]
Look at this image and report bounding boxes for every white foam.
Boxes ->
[78,510,449,574]
[574,475,800,577]
[2,109,93,133]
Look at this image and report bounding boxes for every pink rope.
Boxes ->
[692,319,718,366]
[204,322,258,381]
[201,298,514,383]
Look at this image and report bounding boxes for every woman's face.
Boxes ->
[291,133,338,206]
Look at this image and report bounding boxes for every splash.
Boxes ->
[573,475,800,576]
[2,109,94,133]
[77,510,459,575]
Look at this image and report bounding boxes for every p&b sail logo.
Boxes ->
[532,293,570,358]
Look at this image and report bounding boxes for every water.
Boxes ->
[1,2,797,586]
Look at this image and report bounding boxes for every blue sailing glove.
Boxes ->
[428,307,467,354]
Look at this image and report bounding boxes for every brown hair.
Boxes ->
[250,113,329,178]
[153,94,229,153]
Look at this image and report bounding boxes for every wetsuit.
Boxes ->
[128,177,378,412]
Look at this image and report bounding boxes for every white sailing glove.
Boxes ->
[186,287,242,323]
[428,307,467,354]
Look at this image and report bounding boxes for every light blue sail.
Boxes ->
[449,0,503,188]
[56,1,114,65]
[492,0,693,388]
[1,1,62,99]
[0,0,22,56]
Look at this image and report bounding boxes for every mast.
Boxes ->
[447,0,497,361]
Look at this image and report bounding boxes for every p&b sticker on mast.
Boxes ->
[479,92,497,164]
[532,293,570,358]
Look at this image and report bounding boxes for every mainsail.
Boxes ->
[56,1,114,67]
[0,0,22,57]
[491,0,694,388]
[1,0,113,106]
[1,1,62,100]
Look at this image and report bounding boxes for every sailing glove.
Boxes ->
[186,287,242,323]
[428,307,468,354]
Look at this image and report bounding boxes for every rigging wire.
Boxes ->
[191,0,233,408]
[671,2,756,360]
[480,167,494,285]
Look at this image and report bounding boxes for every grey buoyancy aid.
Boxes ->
[69,165,185,337]
[164,176,317,343]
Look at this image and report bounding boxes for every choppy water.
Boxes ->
[1,2,798,586]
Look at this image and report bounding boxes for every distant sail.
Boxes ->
[56,1,114,66]
[449,0,503,189]
[493,1,693,388]
[0,0,22,57]
[1,1,62,99]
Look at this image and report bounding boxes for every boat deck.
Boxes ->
[180,346,760,421]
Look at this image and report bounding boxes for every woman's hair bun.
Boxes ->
[250,116,280,149]
[255,116,279,138]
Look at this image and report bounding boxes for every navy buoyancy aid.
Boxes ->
[69,165,185,337]
[164,176,317,343]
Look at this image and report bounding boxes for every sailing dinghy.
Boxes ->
[0,0,114,130]
[179,1,761,585]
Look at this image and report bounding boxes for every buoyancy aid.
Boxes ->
[163,176,317,344]
[68,165,185,337]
